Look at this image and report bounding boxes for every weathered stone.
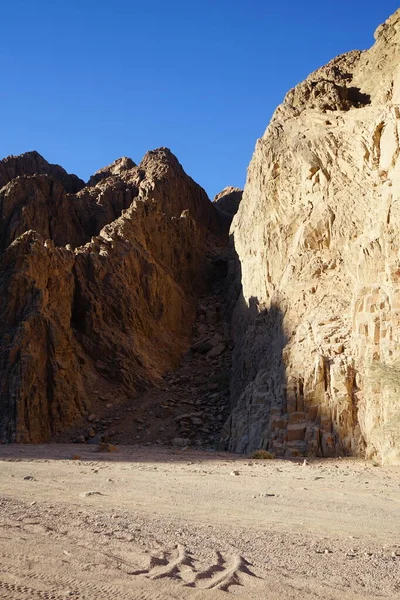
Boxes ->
[0,151,84,193]
[213,187,243,217]
[191,337,215,354]
[287,424,307,442]
[321,433,336,458]
[0,148,225,443]
[87,156,137,186]
[223,9,400,465]
[207,344,226,359]
[172,437,191,447]
[98,442,118,452]
[288,412,306,424]
[87,434,102,445]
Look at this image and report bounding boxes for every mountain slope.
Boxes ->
[0,149,225,442]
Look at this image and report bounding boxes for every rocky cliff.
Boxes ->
[223,9,400,464]
[2,11,400,464]
[0,148,225,442]
[0,151,85,193]
[213,187,243,217]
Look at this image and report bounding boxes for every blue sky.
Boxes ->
[1,1,398,198]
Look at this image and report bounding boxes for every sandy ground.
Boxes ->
[0,444,399,599]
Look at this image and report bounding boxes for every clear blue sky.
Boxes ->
[1,1,398,198]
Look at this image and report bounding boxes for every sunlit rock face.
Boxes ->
[224,10,400,464]
[0,148,225,443]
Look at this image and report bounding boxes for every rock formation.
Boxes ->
[223,9,400,464]
[213,187,243,217]
[0,151,85,193]
[0,148,225,442]
[2,10,400,466]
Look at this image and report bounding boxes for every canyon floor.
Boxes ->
[0,444,399,600]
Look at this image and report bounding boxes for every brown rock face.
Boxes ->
[0,148,224,442]
[87,157,137,186]
[223,9,400,464]
[0,151,85,193]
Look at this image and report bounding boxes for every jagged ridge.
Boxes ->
[0,148,227,442]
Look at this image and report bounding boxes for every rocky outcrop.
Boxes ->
[0,148,224,442]
[0,151,85,193]
[0,170,138,251]
[213,187,243,217]
[223,9,400,464]
[138,149,222,234]
[87,157,137,186]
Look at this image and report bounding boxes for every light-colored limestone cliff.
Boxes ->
[224,10,400,464]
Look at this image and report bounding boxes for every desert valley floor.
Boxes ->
[0,444,399,600]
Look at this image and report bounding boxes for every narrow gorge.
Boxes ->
[1,9,400,466]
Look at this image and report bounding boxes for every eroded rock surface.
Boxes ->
[0,151,85,193]
[0,148,224,442]
[56,249,233,448]
[223,10,400,464]
[213,187,243,217]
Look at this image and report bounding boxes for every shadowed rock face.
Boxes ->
[224,9,400,464]
[0,148,224,442]
[213,187,243,218]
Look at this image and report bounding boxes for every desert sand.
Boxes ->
[0,444,399,599]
